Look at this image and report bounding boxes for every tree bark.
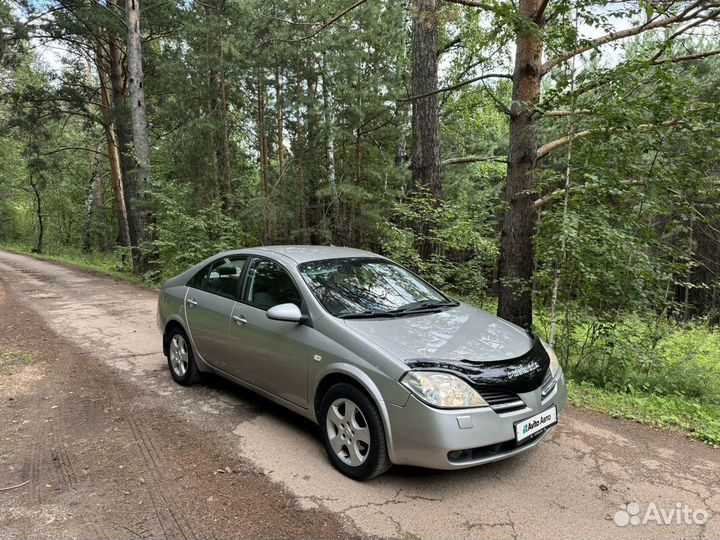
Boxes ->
[294,69,309,243]
[322,68,341,243]
[107,0,133,188]
[275,67,285,174]
[219,64,232,212]
[411,0,441,199]
[29,176,43,254]
[497,0,544,330]
[124,0,152,273]
[96,39,132,248]
[83,143,102,253]
[395,107,409,170]
[411,0,442,260]
[257,71,271,245]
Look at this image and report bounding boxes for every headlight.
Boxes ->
[541,340,562,378]
[400,371,488,409]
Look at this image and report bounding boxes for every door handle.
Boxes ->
[232,315,247,325]
[187,298,198,307]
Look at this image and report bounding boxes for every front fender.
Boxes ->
[311,362,407,464]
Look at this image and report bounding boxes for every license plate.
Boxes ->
[515,405,557,442]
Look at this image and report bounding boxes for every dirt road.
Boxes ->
[0,250,718,540]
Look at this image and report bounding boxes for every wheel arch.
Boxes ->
[312,365,397,463]
[162,317,189,357]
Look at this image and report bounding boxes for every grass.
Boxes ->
[568,380,720,447]
[2,348,35,365]
[1,348,36,374]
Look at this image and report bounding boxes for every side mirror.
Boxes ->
[266,303,307,324]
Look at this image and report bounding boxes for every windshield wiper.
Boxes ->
[338,311,400,319]
[390,300,459,314]
[338,300,459,319]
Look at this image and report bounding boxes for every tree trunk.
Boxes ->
[219,63,232,212]
[354,124,363,245]
[549,34,577,345]
[257,72,271,245]
[322,68,341,243]
[395,108,409,170]
[411,0,442,259]
[274,67,287,240]
[275,67,285,174]
[411,0,441,197]
[83,143,102,253]
[294,70,309,243]
[124,0,152,273]
[96,39,132,248]
[107,0,133,187]
[29,176,43,254]
[497,0,544,330]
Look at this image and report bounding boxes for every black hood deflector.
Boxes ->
[404,336,550,394]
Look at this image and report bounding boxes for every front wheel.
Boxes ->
[319,383,391,480]
[166,327,200,386]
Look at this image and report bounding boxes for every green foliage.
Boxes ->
[537,310,720,405]
[2,348,35,366]
[379,188,498,303]
[146,180,251,282]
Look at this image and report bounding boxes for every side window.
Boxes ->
[188,264,210,289]
[204,257,247,299]
[243,259,302,311]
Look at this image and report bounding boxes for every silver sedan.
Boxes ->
[157,246,567,480]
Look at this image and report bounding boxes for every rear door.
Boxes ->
[227,256,313,408]
[185,256,247,370]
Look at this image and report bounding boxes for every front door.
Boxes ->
[227,257,312,408]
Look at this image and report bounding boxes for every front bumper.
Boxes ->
[386,371,568,470]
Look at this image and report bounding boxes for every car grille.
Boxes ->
[479,389,526,413]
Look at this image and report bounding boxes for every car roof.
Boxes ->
[231,245,386,264]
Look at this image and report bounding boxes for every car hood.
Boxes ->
[343,302,534,363]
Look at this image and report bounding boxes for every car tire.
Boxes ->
[166,326,201,386]
[319,383,392,480]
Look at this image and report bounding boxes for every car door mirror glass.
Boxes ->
[266,303,305,323]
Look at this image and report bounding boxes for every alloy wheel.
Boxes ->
[325,397,371,467]
[169,334,189,377]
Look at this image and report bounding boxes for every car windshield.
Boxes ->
[298,258,454,318]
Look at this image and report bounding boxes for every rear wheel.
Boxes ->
[166,327,200,386]
[319,383,391,480]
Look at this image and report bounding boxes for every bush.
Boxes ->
[536,309,720,405]
[146,181,251,282]
[379,189,497,305]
